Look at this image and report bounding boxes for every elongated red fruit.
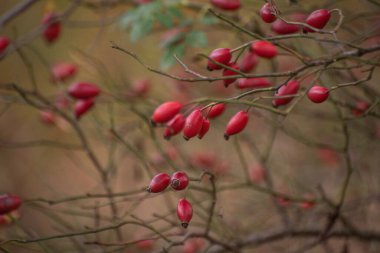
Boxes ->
[164,114,185,140]
[237,78,271,89]
[40,110,56,125]
[304,9,331,33]
[68,82,101,99]
[239,52,258,73]
[223,63,239,87]
[210,0,241,11]
[170,171,189,191]
[250,41,277,59]
[177,198,193,228]
[51,62,77,83]
[207,48,232,71]
[198,118,210,139]
[74,99,94,119]
[183,109,203,140]
[224,111,249,140]
[208,103,226,119]
[271,12,306,35]
[42,12,61,43]
[307,86,329,103]
[272,80,300,107]
[272,19,300,34]
[152,101,182,125]
[147,173,171,193]
[260,3,276,23]
[0,36,10,54]
[0,194,21,215]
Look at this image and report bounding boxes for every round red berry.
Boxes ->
[147,173,171,193]
[170,171,189,191]
[42,12,61,43]
[260,3,277,23]
[307,85,329,103]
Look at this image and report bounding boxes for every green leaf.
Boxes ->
[167,6,183,19]
[119,10,137,28]
[155,12,173,28]
[201,14,219,25]
[161,44,185,69]
[130,18,153,42]
[185,31,208,48]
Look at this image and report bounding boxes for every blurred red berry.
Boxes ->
[0,36,10,54]
[222,63,239,87]
[239,52,258,73]
[42,12,61,43]
[68,82,101,99]
[210,0,241,11]
[164,114,186,140]
[237,78,271,89]
[250,41,277,59]
[260,3,277,23]
[51,62,77,83]
[0,194,21,215]
[351,101,370,116]
[74,99,94,119]
[40,110,56,125]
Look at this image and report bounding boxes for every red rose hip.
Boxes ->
[239,52,258,73]
[51,62,77,83]
[260,3,277,23]
[224,111,249,140]
[177,198,193,228]
[183,109,204,140]
[147,173,171,193]
[272,80,300,107]
[198,117,210,139]
[304,9,331,33]
[0,36,10,54]
[163,114,186,140]
[207,48,232,71]
[170,171,189,191]
[210,0,241,11]
[74,99,94,119]
[208,103,226,119]
[237,78,271,89]
[0,194,21,215]
[68,82,101,99]
[250,41,277,59]
[151,101,182,125]
[307,85,329,103]
[223,63,239,87]
[42,12,61,43]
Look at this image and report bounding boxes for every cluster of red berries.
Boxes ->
[260,3,331,34]
[151,101,250,140]
[147,171,193,228]
[67,82,101,119]
[0,194,22,225]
